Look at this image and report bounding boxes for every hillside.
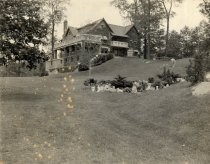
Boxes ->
[2,58,210,164]
[72,57,190,80]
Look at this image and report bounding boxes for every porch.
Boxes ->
[46,34,109,72]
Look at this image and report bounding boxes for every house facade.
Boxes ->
[46,18,141,72]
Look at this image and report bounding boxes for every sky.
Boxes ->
[56,0,206,37]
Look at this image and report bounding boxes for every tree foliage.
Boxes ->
[157,0,184,55]
[179,26,197,57]
[0,0,49,69]
[165,24,209,59]
[166,30,182,58]
[111,0,165,59]
[200,0,210,18]
[41,0,71,59]
[199,0,210,53]
[186,52,210,85]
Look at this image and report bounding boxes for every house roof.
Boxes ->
[64,18,137,38]
[124,24,135,34]
[108,24,128,37]
[69,26,78,36]
[108,24,136,37]
[77,18,104,34]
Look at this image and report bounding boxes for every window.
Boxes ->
[72,46,75,52]
[76,45,80,50]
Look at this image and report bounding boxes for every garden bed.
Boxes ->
[83,68,185,94]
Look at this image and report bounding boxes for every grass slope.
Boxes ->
[1,58,210,164]
[72,57,190,80]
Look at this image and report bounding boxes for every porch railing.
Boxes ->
[55,34,103,49]
[111,41,129,48]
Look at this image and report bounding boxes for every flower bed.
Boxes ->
[83,69,185,94]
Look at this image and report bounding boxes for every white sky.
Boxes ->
[56,0,206,37]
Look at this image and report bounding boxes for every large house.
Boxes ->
[46,18,141,72]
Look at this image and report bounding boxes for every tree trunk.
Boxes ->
[144,34,147,59]
[147,0,151,59]
[165,15,170,55]
[51,19,55,60]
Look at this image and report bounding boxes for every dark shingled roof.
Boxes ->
[64,18,136,37]
[68,26,78,36]
[108,24,128,37]
[77,18,104,34]
[108,24,135,37]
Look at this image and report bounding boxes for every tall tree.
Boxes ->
[158,0,184,55]
[180,26,192,57]
[41,0,70,59]
[147,0,151,59]
[111,0,164,59]
[199,1,210,52]
[166,30,182,58]
[0,0,49,69]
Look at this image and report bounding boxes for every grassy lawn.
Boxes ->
[0,58,210,164]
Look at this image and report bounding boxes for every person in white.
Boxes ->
[171,58,176,68]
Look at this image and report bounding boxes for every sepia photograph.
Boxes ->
[0,0,210,163]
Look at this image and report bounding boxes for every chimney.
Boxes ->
[63,20,68,34]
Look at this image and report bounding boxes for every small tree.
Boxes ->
[0,0,49,69]
[186,52,209,85]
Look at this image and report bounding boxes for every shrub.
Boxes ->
[98,80,111,85]
[111,75,133,89]
[158,67,181,85]
[152,80,164,88]
[78,64,89,72]
[92,56,103,66]
[84,78,97,86]
[92,54,114,66]
[106,53,114,60]
[148,77,155,83]
[186,54,207,85]
[186,52,210,85]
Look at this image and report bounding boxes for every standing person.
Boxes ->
[171,58,176,68]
